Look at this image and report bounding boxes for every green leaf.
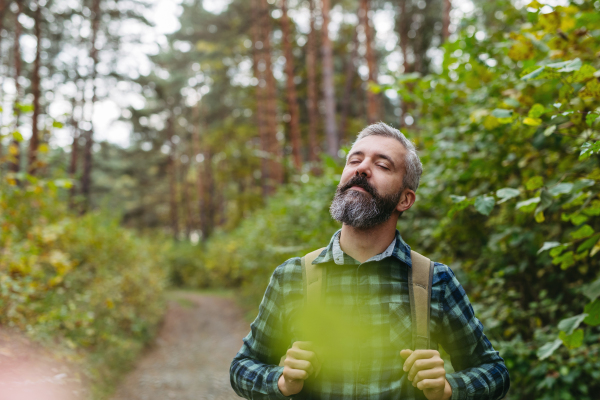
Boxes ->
[450,195,466,203]
[583,299,600,326]
[586,113,599,127]
[570,214,588,226]
[16,103,34,113]
[577,233,600,253]
[12,131,23,142]
[516,197,540,212]
[528,104,545,118]
[549,244,569,257]
[548,183,573,196]
[52,120,64,129]
[537,241,562,254]
[526,176,544,190]
[496,187,520,203]
[553,250,574,269]
[537,339,562,360]
[582,278,600,302]
[535,189,553,216]
[523,117,542,126]
[558,313,588,335]
[474,195,495,216]
[570,224,594,240]
[543,125,556,136]
[574,64,596,82]
[491,109,513,118]
[547,58,582,72]
[559,329,584,349]
[571,178,594,193]
[521,66,545,81]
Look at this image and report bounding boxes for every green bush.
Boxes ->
[0,178,167,399]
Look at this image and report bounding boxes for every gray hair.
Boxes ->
[352,122,423,192]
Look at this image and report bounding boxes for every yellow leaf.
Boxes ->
[38,143,49,153]
[106,299,115,309]
[591,239,600,257]
[524,117,542,126]
[535,211,545,223]
[8,144,18,155]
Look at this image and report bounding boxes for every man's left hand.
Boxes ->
[400,349,452,400]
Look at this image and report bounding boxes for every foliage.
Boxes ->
[0,178,167,399]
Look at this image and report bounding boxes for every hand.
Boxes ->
[277,341,321,396]
[400,349,452,400]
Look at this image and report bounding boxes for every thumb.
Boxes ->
[400,349,413,359]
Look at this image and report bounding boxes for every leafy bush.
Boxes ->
[0,178,167,399]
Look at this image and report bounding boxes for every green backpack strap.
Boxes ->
[279,248,326,367]
[409,250,434,350]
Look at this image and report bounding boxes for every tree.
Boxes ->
[306,0,320,164]
[28,0,42,175]
[281,0,302,170]
[80,0,102,211]
[320,0,338,158]
[360,0,379,124]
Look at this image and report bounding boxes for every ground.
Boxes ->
[111,291,249,400]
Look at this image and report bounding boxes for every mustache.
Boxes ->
[338,175,377,197]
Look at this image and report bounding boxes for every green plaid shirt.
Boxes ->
[230,230,510,399]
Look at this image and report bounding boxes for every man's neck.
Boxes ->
[339,218,398,263]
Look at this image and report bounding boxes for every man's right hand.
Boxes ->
[277,341,321,396]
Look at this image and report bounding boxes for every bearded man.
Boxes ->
[230,123,510,400]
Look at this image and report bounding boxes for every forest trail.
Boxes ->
[111,292,249,400]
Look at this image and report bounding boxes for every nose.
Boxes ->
[354,160,371,178]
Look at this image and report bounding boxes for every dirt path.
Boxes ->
[111,292,250,400]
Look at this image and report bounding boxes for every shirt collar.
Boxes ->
[312,229,412,267]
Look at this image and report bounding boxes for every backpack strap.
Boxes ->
[302,247,327,306]
[279,248,326,367]
[409,250,434,350]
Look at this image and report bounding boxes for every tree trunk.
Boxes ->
[202,147,214,239]
[442,0,451,42]
[397,0,411,128]
[251,0,270,196]
[281,0,302,170]
[181,146,192,240]
[321,0,338,158]
[260,0,283,189]
[9,0,23,174]
[167,114,179,240]
[191,105,205,237]
[340,27,359,142]
[0,0,8,161]
[81,0,101,212]
[69,95,80,206]
[28,0,42,175]
[360,0,379,124]
[306,0,319,164]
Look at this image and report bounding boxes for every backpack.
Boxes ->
[278,248,434,367]
[301,247,434,350]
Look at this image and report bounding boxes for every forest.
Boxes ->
[0,0,599,398]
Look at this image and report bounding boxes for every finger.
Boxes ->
[402,350,439,372]
[287,348,317,363]
[400,349,413,359]
[408,358,444,381]
[293,341,314,351]
[411,367,445,386]
[283,367,309,381]
[417,377,446,391]
[284,358,314,375]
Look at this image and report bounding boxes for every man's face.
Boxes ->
[329,135,413,228]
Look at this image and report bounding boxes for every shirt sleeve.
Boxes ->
[437,264,510,400]
[230,261,295,400]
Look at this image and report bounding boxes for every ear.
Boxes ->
[396,188,416,214]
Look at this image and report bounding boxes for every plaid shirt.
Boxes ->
[230,230,510,400]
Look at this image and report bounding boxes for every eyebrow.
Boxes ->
[347,151,397,170]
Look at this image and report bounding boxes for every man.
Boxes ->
[230,122,510,399]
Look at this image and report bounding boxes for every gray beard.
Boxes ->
[329,186,402,229]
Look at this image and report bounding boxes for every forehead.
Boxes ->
[349,135,407,162]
